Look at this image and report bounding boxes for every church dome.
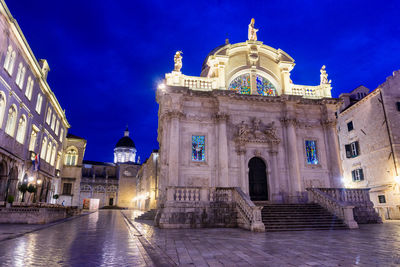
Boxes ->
[115,136,135,148]
[114,127,137,164]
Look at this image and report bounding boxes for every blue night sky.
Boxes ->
[6,0,400,163]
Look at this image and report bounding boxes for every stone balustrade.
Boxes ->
[310,188,382,224]
[317,188,371,204]
[232,187,265,232]
[307,188,358,229]
[184,77,214,90]
[161,186,264,232]
[291,85,321,99]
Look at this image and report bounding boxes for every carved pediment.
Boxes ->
[235,118,280,145]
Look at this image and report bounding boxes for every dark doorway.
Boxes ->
[248,157,268,201]
[109,198,114,206]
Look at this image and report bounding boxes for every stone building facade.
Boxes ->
[338,71,400,220]
[0,0,69,204]
[59,130,140,208]
[134,150,159,211]
[155,22,343,228]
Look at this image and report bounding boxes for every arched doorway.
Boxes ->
[248,157,268,201]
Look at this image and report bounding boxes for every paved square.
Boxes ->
[0,210,399,266]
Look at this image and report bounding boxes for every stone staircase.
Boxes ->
[261,203,348,231]
[135,209,157,220]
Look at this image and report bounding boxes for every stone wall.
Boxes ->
[0,207,67,224]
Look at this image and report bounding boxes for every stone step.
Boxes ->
[263,221,345,226]
[265,226,348,232]
[259,203,348,231]
[262,218,342,223]
[135,209,157,220]
[264,223,347,228]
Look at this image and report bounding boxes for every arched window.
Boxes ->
[256,75,277,96]
[50,145,56,166]
[0,91,6,128]
[59,128,64,142]
[8,51,16,75]
[94,185,105,192]
[45,141,52,162]
[35,94,42,114]
[5,105,17,136]
[65,148,78,166]
[55,120,60,136]
[228,73,277,96]
[51,114,56,130]
[3,46,12,71]
[46,107,52,124]
[29,129,37,151]
[56,152,62,170]
[25,76,34,100]
[81,184,92,192]
[18,67,26,88]
[228,74,251,95]
[40,137,47,159]
[16,115,27,144]
[3,46,16,75]
[15,63,23,87]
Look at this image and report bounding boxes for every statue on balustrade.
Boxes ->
[174,51,183,72]
[320,65,332,85]
[248,18,259,41]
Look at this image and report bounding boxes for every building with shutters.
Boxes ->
[337,72,400,220]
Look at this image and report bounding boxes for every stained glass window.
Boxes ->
[228,74,251,95]
[256,75,277,96]
[305,140,318,165]
[192,135,205,161]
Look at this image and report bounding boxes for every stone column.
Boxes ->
[168,111,182,187]
[217,114,229,187]
[322,119,342,187]
[238,148,247,194]
[282,118,302,203]
[269,150,282,203]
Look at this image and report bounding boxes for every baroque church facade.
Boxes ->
[155,20,347,229]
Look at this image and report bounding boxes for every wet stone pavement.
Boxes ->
[0,210,400,266]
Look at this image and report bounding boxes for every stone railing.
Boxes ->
[165,72,218,91]
[290,84,322,99]
[312,188,381,224]
[232,187,265,232]
[162,186,264,231]
[184,77,214,90]
[307,188,358,229]
[317,188,371,204]
[173,187,200,202]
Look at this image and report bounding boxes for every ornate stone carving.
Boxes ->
[321,119,336,128]
[280,117,298,127]
[214,113,229,122]
[235,118,280,146]
[161,110,184,121]
[248,18,258,41]
[174,51,182,72]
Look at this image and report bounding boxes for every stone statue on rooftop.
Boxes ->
[320,65,331,85]
[174,51,183,72]
[248,18,258,41]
